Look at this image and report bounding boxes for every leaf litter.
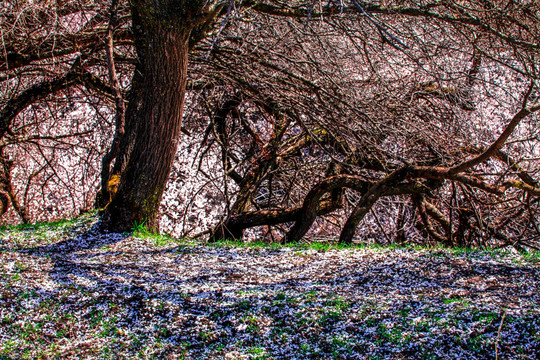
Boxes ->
[0,214,539,359]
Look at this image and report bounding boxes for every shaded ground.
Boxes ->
[0,214,539,359]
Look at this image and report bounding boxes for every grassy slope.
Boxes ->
[0,214,539,359]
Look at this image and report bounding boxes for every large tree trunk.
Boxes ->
[102,8,192,232]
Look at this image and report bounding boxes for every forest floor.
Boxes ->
[0,213,539,359]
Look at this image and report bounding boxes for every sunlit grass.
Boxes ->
[0,211,98,249]
[2,213,540,262]
[0,210,98,232]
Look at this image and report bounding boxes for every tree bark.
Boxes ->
[338,170,406,245]
[285,174,371,243]
[102,9,192,232]
[98,0,126,208]
[99,1,225,232]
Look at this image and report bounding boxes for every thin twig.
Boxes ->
[495,310,507,360]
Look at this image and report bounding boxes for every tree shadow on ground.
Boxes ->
[22,222,130,255]
[5,232,540,359]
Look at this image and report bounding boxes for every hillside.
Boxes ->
[1,214,539,359]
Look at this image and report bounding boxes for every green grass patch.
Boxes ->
[131,223,180,247]
[3,213,540,264]
[442,296,470,306]
[0,211,98,248]
[0,211,97,232]
[522,250,540,263]
[207,238,395,252]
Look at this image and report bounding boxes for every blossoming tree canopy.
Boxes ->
[1,1,539,249]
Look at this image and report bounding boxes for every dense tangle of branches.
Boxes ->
[1,0,539,250]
